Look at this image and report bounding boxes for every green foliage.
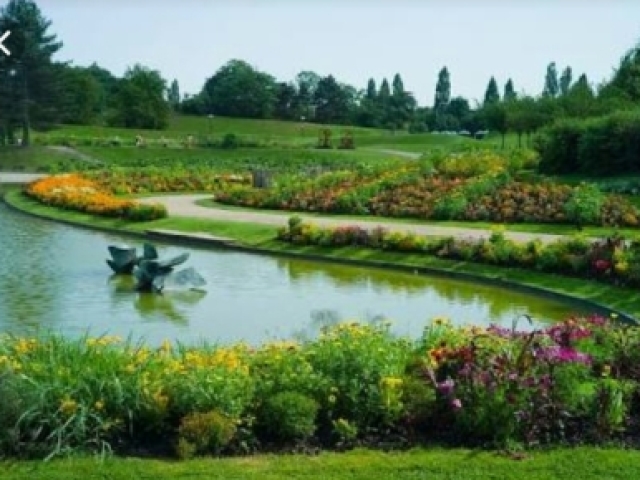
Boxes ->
[258,392,319,442]
[536,110,640,176]
[564,183,604,226]
[176,410,237,458]
[277,219,640,289]
[108,64,170,130]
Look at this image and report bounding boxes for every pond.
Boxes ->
[0,202,589,346]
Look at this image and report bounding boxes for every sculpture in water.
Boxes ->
[106,243,158,274]
[106,242,206,293]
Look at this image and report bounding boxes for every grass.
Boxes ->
[35,115,385,144]
[74,145,405,165]
[2,447,639,480]
[0,146,80,172]
[7,190,640,318]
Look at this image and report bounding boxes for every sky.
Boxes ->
[30,0,640,106]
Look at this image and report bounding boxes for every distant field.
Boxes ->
[75,145,406,166]
[31,115,511,153]
[35,115,387,144]
[0,146,77,172]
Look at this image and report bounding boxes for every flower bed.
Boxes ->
[85,168,250,195]
[0,314,638,459]
[214,151,639,227]
[25,174,167,221]
[278,217,640,289]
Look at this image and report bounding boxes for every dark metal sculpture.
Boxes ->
[106,243,206,293]
[106,243,158,274]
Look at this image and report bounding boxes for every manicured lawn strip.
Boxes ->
[6,190,640,318]
[195,198,640,239]
[2,447,639,480]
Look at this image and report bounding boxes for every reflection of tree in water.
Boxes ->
[290,309,391,343]
[0,207,62,330]
[276,257,574,324]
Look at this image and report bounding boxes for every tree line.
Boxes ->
[1,0,639,147]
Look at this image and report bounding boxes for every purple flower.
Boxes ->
[451,398,462,410]
[535,346,591,365]
[437,378,455,396]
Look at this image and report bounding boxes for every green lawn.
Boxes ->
[74,145,405,166]
[2,447,639,480]
[0,146,81,172]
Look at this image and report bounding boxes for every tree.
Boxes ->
[313,75,351,124]
[0,0,63,146]
[109,64,170,129]
[483,76,500,105]
[482,102,508,148]
[202,59,277,118]
[167,79,180,110]
[446,96,470,128]
[559,67,573,96]
[434,67,451,111]
[57,65,103,125]
[295,70,321,119]
[274,82,299,120]
[503,78,517,102]
[389,73,414,131]
[365,78,377,100]
[543,62,559,97]
[601,41,640,103]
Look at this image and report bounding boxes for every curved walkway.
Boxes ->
[140,194,575,244]
[0,172,46,183]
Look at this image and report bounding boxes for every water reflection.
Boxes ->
[107,274,207,325]
[0,202,586,346]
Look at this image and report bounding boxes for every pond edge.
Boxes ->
[3,190,637,325]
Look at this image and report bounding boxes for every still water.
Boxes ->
[0,202,587,346]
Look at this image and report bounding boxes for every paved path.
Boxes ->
[46,146,105,165]
[366,148,422,160]
[140,194,574,244]
[0,172,46,183]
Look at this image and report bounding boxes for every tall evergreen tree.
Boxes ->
[433,67,451,111]
[503,78,517,102]
[483,76,500,105]
[392,73,404,96]
[0,0,63,146]
[543,62,559,97]
[167,79,180,109]
[559,66,573,96]
[365,78,377,100]
[378,78,391,103]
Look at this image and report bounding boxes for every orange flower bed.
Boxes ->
[25,174,167,221]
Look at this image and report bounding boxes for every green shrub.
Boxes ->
[176,410,237,458]
[258,391,319,442]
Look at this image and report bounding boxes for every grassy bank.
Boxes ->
[2,447,639,480]
[6,190,640,318]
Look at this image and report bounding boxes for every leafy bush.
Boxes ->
[536,109,640,176]
[258,392,319,442]
[176,410,237,458]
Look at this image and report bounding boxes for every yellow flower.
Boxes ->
[602,365,611,377]
[328,394,337,404]
[60,397,78,416]
[94,400,105,411]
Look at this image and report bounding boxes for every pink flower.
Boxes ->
[535,346,591,365]
[437,378,455,396]
[451,398,462,410]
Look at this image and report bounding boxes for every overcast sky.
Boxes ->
[32,0,640,106]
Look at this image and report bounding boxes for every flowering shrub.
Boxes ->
[25,174,167,221]
[0,314,639,458]
[214,152,638,227]
[278,219,640,289]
